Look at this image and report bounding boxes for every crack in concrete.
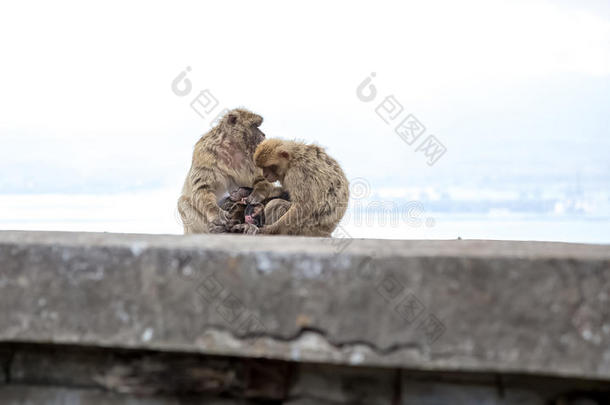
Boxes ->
[198,323,425,357]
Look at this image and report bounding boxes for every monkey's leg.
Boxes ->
[263,203,334,237]
[264,199,291,226]
[310,212,346,237]
[301,227,333,237]
[305,200,348,237]
[177,196,207,234]
[262,203,306,235]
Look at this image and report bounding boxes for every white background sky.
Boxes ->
[0,0,609,242]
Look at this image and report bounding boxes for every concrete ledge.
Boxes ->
[1,231,609,381]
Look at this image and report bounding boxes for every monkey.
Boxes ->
[243,190,290,227]
[221,187,263,231]
[244,203,265,227]
[218,187,253,212]
[177,109,275,234]
[262,195,291,225]
[234,197,291,235]
[217,187,253,230]
[228,187,254,204]
[251,139,349,237]
[214,186,291,233]
[231,190,291,234]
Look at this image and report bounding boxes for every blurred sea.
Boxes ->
[1,188,608,244]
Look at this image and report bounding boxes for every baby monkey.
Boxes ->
[244,203,265,227]
[219,187,290,233]
[239,189,291,234]
[218,187,253,229]
[219,187,253,210]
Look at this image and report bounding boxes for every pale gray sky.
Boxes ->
[0,0,609,239]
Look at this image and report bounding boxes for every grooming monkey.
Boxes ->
[252,139,349,236]
[177,109,275,233]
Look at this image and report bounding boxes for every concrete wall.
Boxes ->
[0,231,609,404]
[1,343,609,404]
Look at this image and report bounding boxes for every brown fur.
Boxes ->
[263,198,292,226]
[177,109,274,233]
[253,139,349,237]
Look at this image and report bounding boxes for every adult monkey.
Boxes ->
[177,109,275,233]
[251,139,349,237]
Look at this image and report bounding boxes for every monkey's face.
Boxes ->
[262,165,279,183]
[254,139,291,182]
[228,187,253,202]
[244,203,265,227]
[248,125,266,148]
[261,153,290,183]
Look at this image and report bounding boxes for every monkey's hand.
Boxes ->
[231,223,259,235]
[246,186,285,205]
[226,218,241,230]
[258,225,278,235]
[248,176,276,205]
[208,209,230,233]
[245,190,265,205]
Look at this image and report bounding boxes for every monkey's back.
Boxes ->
[290,143,350,232]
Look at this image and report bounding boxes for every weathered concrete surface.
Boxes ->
[0,231,609,381]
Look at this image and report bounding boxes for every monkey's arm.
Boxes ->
[267,186,287,199]
[260,169,307,234]
[192,186,227,220]
[247,175,280,204]
[190,167,228,230]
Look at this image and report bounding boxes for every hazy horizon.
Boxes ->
[1,0,609,242]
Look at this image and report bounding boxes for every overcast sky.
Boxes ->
[0,0,608,227]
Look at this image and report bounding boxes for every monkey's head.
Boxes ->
[221,108,265,154]
[254,139,291,183]
[228,187,253,202]
[244,203,265,227]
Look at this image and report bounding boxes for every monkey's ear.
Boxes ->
[227,113,238,126]
[279,150,290,160]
